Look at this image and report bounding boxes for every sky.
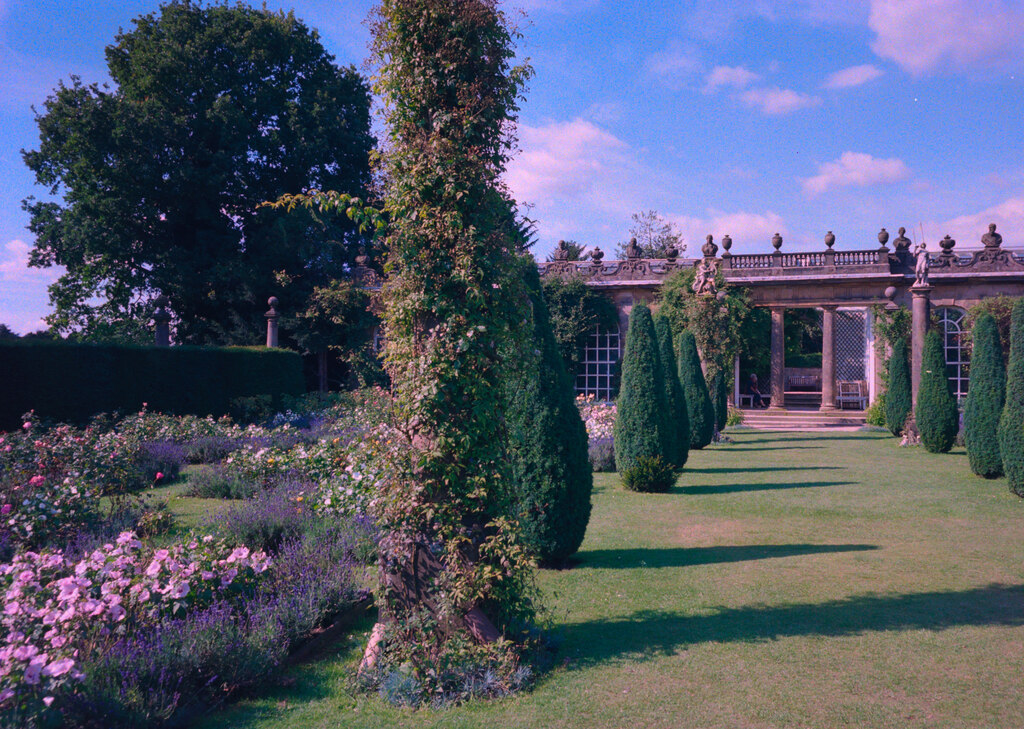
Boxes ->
[2,0,1024,333]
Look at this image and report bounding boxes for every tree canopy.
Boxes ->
[614,210,684,259]
[22,1,374,344]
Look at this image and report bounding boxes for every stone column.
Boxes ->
[820,306,836,411]
[910,285,932,404]
[153,295,171,347]
[265,296,280,348]
[733,354,741,407]
[769,307,785,410]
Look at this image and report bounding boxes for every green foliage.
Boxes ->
[614,210,684,259]
[366,0,537,687]
[916,330,960,453]
[885,338,912,436]
[659,265,752,385]
[964,313,1005,478]
[614,305,669,476]
[654,314,688,468]
[507,260,593,564]
[966,296,1017,356]
[711,372,729,431]
[864,393,886,427]
[0,340,303,429]
[22,1,374,343]
[677,330,715,450]
[621,455,676,493]
[998,298,1024,496]
[541,275,619,380]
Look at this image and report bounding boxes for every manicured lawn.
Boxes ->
[190,430,1024,729]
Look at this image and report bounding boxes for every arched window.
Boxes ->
[575,325,620,401]
[935,307,969,399]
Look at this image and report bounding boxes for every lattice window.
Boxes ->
[575,325,620,401]
[936,307,969,399]
[835,310,867,381]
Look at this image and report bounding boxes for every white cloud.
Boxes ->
[643,44,701,80]
[823,64,884,89]
[736,86,821,115]
[703,65,761,93]
[933,197,1024,249]
[869,0,1024,75]
[0,239,60,334]
[507,119,633,204]
[666,209,788,253]
[802,151,911,197]
[0,239,57,283]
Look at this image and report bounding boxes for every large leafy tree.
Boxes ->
[22,1,373,343]
[614,210,684,259]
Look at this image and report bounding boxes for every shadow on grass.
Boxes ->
[578,543,877,569]
[674,480,854,495]
[559,583,1024,667]
[684,466,843,474]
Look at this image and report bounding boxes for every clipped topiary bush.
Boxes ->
[654,314,688,468]
[711,372,728,432]
[885,337,912,436]
[998,298,1024,496]
[677,330,714,450]
[964,313,1005,478]
[615,304,672,490]
[507,260,593,564]
[621,455,675,493]
[916,330,959,453]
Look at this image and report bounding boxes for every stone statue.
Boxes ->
[913,241,930,286]
[893,227,912,251]
[553,239,570,261]
[692,258,717,295]
[981,223,1002,249]
[625,237,641,260]
[701,234,718,258]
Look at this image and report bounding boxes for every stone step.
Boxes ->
[738,408,867,430]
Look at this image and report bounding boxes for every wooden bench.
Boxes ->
[837,380,868,410]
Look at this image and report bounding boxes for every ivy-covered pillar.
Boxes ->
[769,306,785,410]
[820,306,837,411]
[911,285,932,404]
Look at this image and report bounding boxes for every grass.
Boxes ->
[184,431,1024,729]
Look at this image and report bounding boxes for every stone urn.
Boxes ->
[721,234,732,254]
[771,232,783,251]
[591,246,604,265]
[939,235,956,256]
[824,231,835,249]
[878,228,889,247]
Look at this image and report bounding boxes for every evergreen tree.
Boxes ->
[998,298,1024,496]
[916,330,959,453]
[678,330,714,449]
[711,372,729,431]
[964,313,1005,478]
[507,260,593,564]
[614,304,672,488]
[654,314,688,468]
[885,337,912,436]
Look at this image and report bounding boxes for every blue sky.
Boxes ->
[2,0,1024,332]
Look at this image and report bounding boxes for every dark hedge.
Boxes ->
[998,298,1024,496]
[885,337,912,436]
[654,314,688,468]
[964,313,1005,478]
[677,330,714,450]
[507,261,593,564]
[0,341,303,428]
[915,330,959,453]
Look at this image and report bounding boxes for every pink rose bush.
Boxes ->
[0,532,270,720]
[576,395,616,444]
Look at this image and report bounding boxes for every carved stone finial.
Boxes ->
[878,228,890,247]
[665,244,679,261]
[355,245,369,267]
[893,227,911,251]
[721,234,732,252]
[939,234,956,256]
[590,246,604,265]
[265,296,280,348]
[981,223,1002,249]
[701,234,718,258]
[771,232,783,251]
[267,296,280,314]
[824,231,835,249]
[626,237,641,260]
[153,295,171,347]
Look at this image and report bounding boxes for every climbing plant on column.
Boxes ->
[998,298,1024,496]
[916,329,959,453]
[964,313,1005,478]
[361,0,537,696]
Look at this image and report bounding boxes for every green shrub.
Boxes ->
[614,304,670,477]
[725,405,744,428]
[916,330,959,453]
[885,337,912,436]
[677,330,714,449]
[621,455,676,493]
[654,314,688,468]
[964,313,1005,478]
[507,260,593,564]
[186,465,256,499]
[0,341,304,429]
[865,392,886,427]
[711,372,728,431]
[998,298,1024,496]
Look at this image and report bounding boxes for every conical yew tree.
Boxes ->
[964,313,1005,478]
[678,330,714,449]
[998,298,1024,496]
[654,313,688,468]
[916,329,959,453]
[885,337,912,436]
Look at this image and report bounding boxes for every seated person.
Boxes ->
[749,373,766,408]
